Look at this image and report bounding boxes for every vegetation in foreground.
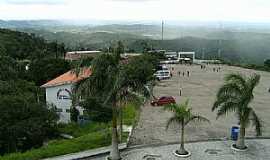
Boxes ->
[164,100,209,155]
[74,41,156,160]
[0,103,137,160]
[0,28,155,159]
[212,73,262,150]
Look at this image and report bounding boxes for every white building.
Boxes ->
[41,68,91,123]
[178,52,196,63]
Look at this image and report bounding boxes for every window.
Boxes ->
[58,95,71,100]
[56,108,63,112]
[66,109,70,113]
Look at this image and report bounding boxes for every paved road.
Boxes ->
[86,139,270,160]
[129,64,270,145]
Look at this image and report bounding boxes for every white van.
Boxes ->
[154,70,171,80]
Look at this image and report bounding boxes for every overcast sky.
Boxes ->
[0,0,270,22]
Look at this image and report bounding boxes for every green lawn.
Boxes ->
[0,103,138,160]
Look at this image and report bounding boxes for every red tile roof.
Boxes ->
[41,68,92,88]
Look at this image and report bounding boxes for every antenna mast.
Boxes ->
[218,22,223,59]
[162,20,164,41]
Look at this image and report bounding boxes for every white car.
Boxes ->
[154,70,171,80]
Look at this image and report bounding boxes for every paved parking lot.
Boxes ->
[129,64,270,145]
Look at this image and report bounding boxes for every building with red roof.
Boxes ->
[41,68,91,123]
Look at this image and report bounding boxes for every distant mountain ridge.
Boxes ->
[1,20,270,64]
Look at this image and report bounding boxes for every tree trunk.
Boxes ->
[236,122,246,149]
[109,107,121,160]
[178,121,187,155]
[119,106,123,143]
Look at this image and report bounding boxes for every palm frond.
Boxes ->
[185,115,210,126]
[165,116,181,130]
[212,83,241,111]
[164,103,178,112]
[216,83,242,98]
[249,108,262,136]
[247,73,260,92]
[224,73,247,89]
[121,90,143,108]
[216,102,239,119]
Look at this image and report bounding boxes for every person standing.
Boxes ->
[187,71,190,77]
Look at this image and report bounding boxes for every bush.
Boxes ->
[80,97,112,123]
[70,107,79,122]
[0,95,58,155]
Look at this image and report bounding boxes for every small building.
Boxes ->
[165,51,178,59]
[178,52,195,64]
[41,68,91,123]
[65,51,102,61]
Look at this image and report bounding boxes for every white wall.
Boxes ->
[46,84,73,123]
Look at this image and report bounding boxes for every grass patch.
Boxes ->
[0,130,111,160]
[122,103,138,126]
[58,122,110,138]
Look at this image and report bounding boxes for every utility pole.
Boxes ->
[162,20,164,41]
[218,22,223,60]
[218,40,222,59]
[202,47,205,60]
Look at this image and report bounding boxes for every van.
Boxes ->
[154,70,171,80]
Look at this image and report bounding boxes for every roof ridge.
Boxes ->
[41,67,91,88]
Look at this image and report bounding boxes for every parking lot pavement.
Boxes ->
[128,64,270,146]
[86,139,270,160]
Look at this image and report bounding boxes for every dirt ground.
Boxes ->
[129,64,270,146]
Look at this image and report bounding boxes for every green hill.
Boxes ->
[2,22,270,64]
[0,29,65,60]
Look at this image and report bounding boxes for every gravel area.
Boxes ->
[86,139,270,160]
[128,64,270,145]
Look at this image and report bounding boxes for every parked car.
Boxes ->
[151,96,176,106]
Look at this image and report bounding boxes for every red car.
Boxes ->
[151,96,176,106]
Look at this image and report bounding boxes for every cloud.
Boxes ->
[1,0,270,22]
[111,0,158,2]
[109,0,160,3]
[4,0,67,5]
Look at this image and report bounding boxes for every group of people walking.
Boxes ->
[177,70,190,77]
[170,64,222,97]
[213,67,221,72]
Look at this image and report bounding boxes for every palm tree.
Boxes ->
[165,100,209,156]
[212,73,262,150]
[74,42,155,160]
[74,50,122,160]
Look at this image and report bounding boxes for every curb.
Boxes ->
[126,136,270,151]
[43,143,127,160]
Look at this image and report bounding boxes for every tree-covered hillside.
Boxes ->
[128,35,270,64]
[2,21,270,64]
[0,29,71,155]
[14,24,270,64]
[0,29,66,60]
